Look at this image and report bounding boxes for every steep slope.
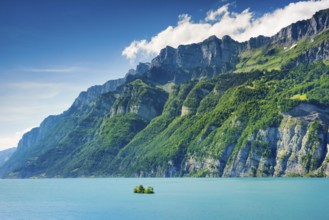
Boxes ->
[246,8,329,49]
[148,35,243,83]
[1,79,168,177]
[271,9,329,45]
[0,148,16,168]
[236,28,329,73]
[109,64,329,177]
[0,78,124,177]
[1,9,329,178]
[113,64,329,176]
[58,80,168,177]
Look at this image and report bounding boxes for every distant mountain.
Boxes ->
[0,148,16,168]
[1,9,329,178]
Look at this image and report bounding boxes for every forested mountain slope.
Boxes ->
[2,9,329,178]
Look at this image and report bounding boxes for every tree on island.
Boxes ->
[144,186,154,194]
[134,185,145,193]
[133,185,154,194]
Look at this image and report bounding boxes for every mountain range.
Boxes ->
[1,9,329,178]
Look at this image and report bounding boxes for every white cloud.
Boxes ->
[122,0,329,64]
[205,3,230,22]
[238,0,329,41]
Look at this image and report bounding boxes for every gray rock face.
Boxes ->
[242,9,329,50]
[15,76,126,152]
[183,104,329,177]
[125,62,151,78]
[0,148,16,167]
[151,35,242,71]
[136,161,180,177]
[294,40,329,66]
[111,80,168,121]
[71,77,125,111]
[147,9,329,83]
[274,104,329,176]
[246,35,271,49]
[230,104,329,177]
[0,77,123,177]
[271,9,329,46]
[152,46,177,68]
[136,62,151,75]
[15,114,67,153]
[147,35,244,84]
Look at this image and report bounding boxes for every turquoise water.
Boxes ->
[0,178,328,219]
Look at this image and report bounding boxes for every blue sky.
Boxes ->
[1,0,329,150]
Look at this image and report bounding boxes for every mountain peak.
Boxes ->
[314,8,329,18]
[222,35,234,42]
[271,8,329,45]
[205,35,219,41]
[150,33,241,78]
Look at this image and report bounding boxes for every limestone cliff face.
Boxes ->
[125,62,151,81]
[243,9,329,50]
[246,35,271,49]
[14,77,125,152]
[181,81,214,116]
[148,35,243,84]
[184,104,329,177]
[162,7,329,68]
[111,80,168,121]
[273,105,328,176]
[135,9,329,85]
[293,40,329,66]
[146,9,329,84]
[271,9,329,46]
[0,79,120,177]
[152,35,242,71]
[0,148,16,168]
[15,114,65,154]
[231,104,328,177]
[71,77,125,111]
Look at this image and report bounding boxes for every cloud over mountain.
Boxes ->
[122,0,329,63]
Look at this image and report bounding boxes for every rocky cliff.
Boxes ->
[152,35,242,71]
[0,148,16,168]
[271,9,329,46]
[222,104,329,177]
[70,77,125,112]
[145,35,243,84]
[111,79,168,120]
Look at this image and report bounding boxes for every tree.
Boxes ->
[134,185,145,193]
[144,186,154,194]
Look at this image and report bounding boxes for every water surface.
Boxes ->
[0,178,328,219]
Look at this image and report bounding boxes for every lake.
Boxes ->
[0,178,328,219]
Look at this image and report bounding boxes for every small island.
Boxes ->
[133,185,154,194]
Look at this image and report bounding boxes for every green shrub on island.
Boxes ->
[133,185,145,193]
[133,185,154,194]
[144,187,154,194]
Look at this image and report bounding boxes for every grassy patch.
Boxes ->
[291,94,308,101]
